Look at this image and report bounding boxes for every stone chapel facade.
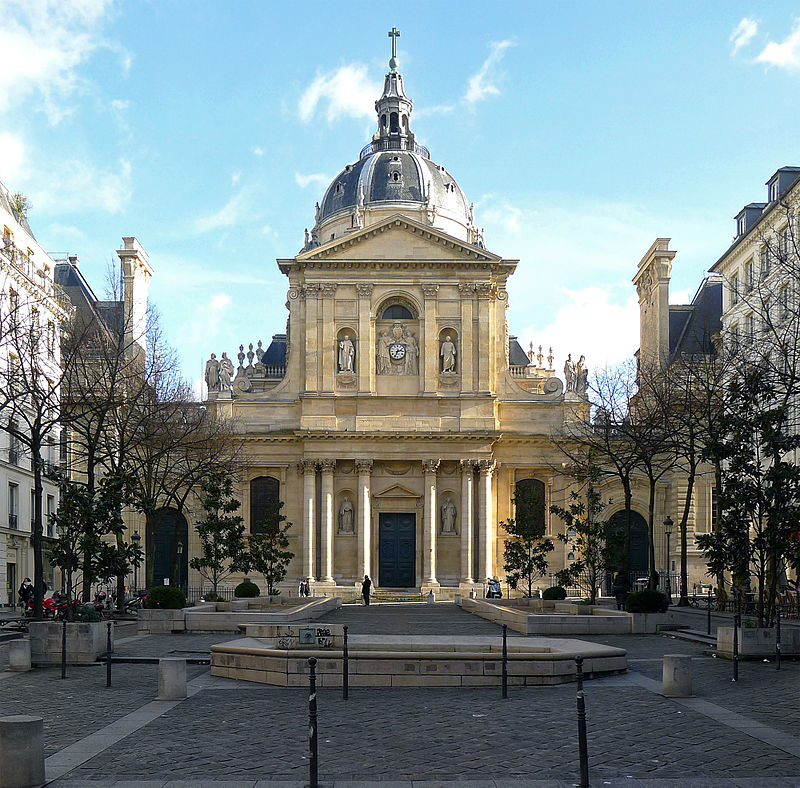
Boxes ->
[203,51,586,596]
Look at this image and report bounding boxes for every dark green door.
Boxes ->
[379,512,416,588]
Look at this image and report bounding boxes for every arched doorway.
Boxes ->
[607,509,649,590]
[152,507,189,591]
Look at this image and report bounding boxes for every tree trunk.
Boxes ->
[648,477,658,591]
[32,439,44,620]
[677,465,696,606]
[81,452,96,603]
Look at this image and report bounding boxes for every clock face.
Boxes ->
[389,342,406,360]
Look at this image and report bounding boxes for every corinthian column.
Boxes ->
[299,459,317,582]
[355,459,373,580]
[319,459,336,582]
[422,459,440,585]
[478,459,496,581]
[460,460,476,583]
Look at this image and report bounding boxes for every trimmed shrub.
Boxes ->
[75,604,101,622]
[234,579,261,598]
[146,586,186,609]
[542,585,567,600]
[625,590,668,614]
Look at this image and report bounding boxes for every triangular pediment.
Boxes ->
[296,214,502,264]
[373,483,420,499]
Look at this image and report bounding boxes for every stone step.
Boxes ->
[668,628,716,646]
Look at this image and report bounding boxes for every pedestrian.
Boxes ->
[612,571,631,611]
[18,578,33,612]
[361,574,372,606]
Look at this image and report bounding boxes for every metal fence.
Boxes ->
[185,586,236,603]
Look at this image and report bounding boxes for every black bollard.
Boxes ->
[576,689,589,788]
[707,587,712,636]
[308,656,318,788]
[106,620,113,687]
[776,604,781,671]
[342,625,349,700]
[732,609,739,683]
[61,617,67,680]
[575,655,584,691]
[501,624,508,699]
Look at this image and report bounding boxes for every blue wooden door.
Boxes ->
[379,512,416,588]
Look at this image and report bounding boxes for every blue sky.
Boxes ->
[2,1,800,395]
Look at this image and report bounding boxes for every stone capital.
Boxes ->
[422,459,440,474]
[319,283,338,298]
[458,282,477,297]
[302,284,320,299]
[298,459,318,474]
[478,459,497,476]
[475,282,494,300]
[356,283,374,298]
[355,459,373,475]
[319,458,337,474]
[460,459,477,473]
[422,284,440,298]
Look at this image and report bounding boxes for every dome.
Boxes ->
[304,45,483,249]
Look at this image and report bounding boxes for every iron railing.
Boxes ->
[359,139,430,160]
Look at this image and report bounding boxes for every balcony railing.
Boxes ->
[1,239,55,297]
[8,513,17,530]
[359,138,430,160]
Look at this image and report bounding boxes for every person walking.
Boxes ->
[18,578,33,612]
[361,575,372,606]
[612,571,631,610]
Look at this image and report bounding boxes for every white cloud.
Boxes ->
[730,17,758,54]
[295,172,331,189]
[298,64,381,124]
[31,156,132,214]
[193,190,250,233]
[251,147,264,157]
[0,0,116,124]
[260,225,273,236]
[231,170,241,184]
[464,40,515,105]
[669,288,692,305]
[110,99,129,112]
[756,18,800,71]
[0,132,26,184]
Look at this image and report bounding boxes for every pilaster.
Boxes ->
[422,284,439,393]
[458,282,475,393]
[299,459,318,581]
[320,284,337,393]
[303,285,320,392]
[356,284,374,394]
[460,460,476,583]
[422,459,440,585]
[319,459,336,582]
[356,459,373,579]
[478,459,496,581]
[476,283,492,392]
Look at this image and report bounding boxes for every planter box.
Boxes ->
[717,626,800,656]
[138,608,186,634]
[29,621,112,664]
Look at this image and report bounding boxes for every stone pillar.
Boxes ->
[662,654,692,697]
[422,459,440,585]
[303,284,319,392]
[422,284,439,393]
[320,284,337,393]
[478,459,496,581]
[8,640,31,672]
[476,283,492,392]
[0,715,44,787]
[356,284,374,394]
[319,459,336,583]
[300,459,317,582]
[460,460,475,583]
[458,282,475,392]
[356,459,373,580]
[158,657,187,700]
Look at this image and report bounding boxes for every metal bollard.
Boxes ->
[707,588,712,636]
[342,625,349,700]
[61,617,67,680]
[106,620,113,688]
[776,605,781,671]
[501,624,508,699]
[575,654,584,691]
[732,610,739,683]
[576,689,589,788]
[308,657,318,788]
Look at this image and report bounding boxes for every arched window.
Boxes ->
[390,112,399,134]
[250,476,280,534]
[514,478,546,532]
[381,304,414,319]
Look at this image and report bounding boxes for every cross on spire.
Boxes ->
[388,27,400,72]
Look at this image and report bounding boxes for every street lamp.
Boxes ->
[663,516,673,605]
[177,540,184,593]
[131,531,141,592]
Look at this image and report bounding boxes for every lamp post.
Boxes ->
[663,516,673,605]
[131,531,141,592]
[177,540,184,593]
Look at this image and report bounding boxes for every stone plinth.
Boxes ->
[662,654,692,697]
[716,626,800,657]
[158,658,187,700]
[0,715,44,788]
[28,622,110,665]
[7,640,31,672]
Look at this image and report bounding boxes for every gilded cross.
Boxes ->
[388,27,400,59]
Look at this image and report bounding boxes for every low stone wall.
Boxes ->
[210,630,627,687]
[138,596,341,634]
[29,621,111,665]
[717,626,800,656]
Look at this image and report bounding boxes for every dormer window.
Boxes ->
[737,216,746,236]
[769,179,779,202]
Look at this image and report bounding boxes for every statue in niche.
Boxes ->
[440,496,457,534]
[205,354,220,393]
[338,336,355,373]
[575,355,588,397]
[376,330,390,375]
[404,329,419,375]
[219,352,234,391]
[564,353,576,393]
[338,497,354,534]
[440,335,457,373]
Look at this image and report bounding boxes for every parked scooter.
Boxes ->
[26,590,72,619]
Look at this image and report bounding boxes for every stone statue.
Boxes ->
[576,355,588,397]
[440,335,456,373]
[440,496,457,534]
[338,336,355,373]
[219,352,234,391]
[315,201,321,223]
[338,497,354,534]
[376,330,390,375]
[564,353,576,393]
[404,329,419,375]
[304,228,309,247]
[205,353,220,393]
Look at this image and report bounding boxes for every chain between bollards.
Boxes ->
[106,620,113,687]
[308,656,318,788]
[501,624,508,699]
[60,617,67,680]
[342,625,349,700]
[707,587,712,636]
[776,604,781,671]
[576,689,589,788]
[575,654,584,691]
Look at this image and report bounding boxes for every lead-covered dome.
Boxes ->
[305,50,483,249]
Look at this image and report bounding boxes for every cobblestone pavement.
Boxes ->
[2,603,799,784]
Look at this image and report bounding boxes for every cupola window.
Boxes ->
[390,112,399,134]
